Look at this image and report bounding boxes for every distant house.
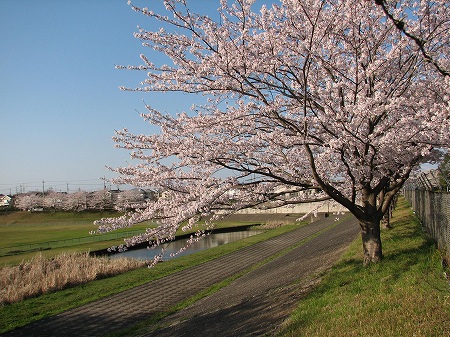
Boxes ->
[0,194,12,207]
[143,189,159,200]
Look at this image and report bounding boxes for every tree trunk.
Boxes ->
[360,219,382,265]
[381,212,391,229]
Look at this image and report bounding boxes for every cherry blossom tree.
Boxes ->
[96,0,450,265]
[14,193,43,211]
[373,0,449,77]
[113,189,146,211]
[42,191,62,210]
[64,191,88,212]
[88,190,114,210]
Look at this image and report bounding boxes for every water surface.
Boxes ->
[110,229,263,261]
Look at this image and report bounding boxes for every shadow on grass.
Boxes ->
[278,204,444,336]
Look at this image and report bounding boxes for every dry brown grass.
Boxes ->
[257,220,294,229]
[0,252,145,305]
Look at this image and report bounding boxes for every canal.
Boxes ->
[110,229,263,261]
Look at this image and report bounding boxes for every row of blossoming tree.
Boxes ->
[13,190,148,212]
[94,0,449,265]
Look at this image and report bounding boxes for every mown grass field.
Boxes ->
[0,211,152,266]
[0,210,276,266]
[0,211,117,245]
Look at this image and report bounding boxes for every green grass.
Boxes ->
[278,198,450,337]
[0,211,261,266]
[0,211,142,246]
[4,200,447,336]
[0,223,299,333]
[0,211,154,266]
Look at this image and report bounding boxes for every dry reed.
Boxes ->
[0,252,145,305]
[258,220,293,229]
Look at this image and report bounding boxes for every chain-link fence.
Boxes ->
[403,189,450,262]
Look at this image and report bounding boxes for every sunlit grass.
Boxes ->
[278,197,450,337]
[0,211,260,266]
[0,211,152,246]
[0,223,299,333]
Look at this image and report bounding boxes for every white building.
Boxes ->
[0,195,12,207]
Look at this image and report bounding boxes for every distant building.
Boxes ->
[0,194,12,207]
[113,188,158,202]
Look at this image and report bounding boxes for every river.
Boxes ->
[110,229,263,261]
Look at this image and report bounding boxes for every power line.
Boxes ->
[0,178,116,195]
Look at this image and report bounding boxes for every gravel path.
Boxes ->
[2,214,359,337]
[141,214,359,337]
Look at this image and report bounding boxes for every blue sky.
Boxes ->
[0,0,220,195]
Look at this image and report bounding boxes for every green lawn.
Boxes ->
[0,211,263,266]
[0,211,120,244]
[278,198,450,336]
[0,211,151,266]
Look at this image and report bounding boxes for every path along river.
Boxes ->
[2,214,359,337]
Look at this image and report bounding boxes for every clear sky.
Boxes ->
[0,0,219,195]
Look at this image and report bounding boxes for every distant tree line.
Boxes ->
[11,189,157,212]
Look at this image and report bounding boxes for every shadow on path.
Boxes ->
[2,215,359,337]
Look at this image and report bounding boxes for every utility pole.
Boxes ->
[42,180,45,195]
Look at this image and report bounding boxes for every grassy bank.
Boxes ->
[4,200,447,336]
[278,198,450,336]
[0,222,299,333]
[0,211,147,265]
[0,211,264,266]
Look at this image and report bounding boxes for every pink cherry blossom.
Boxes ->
[98,0,449,265]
